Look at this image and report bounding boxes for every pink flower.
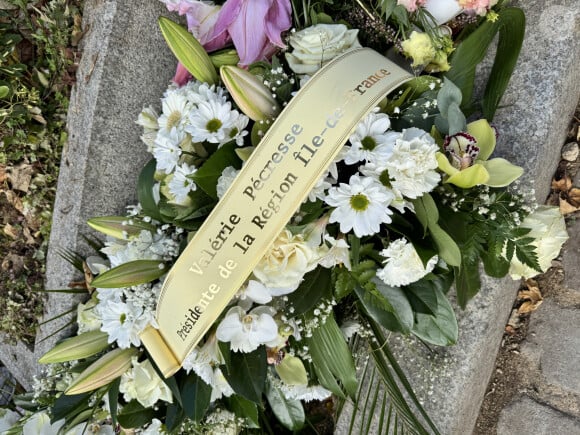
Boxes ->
[459,0,498,16]
[397,0,427,12]
[211,0,292,67]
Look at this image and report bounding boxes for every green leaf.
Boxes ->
[138,159,162,221]
[405,280,439,315]
[354,285,403,333]
[221,346,267,403]
[192,141,241,199]
[412,193,439,232]
[429,223,461,267]
[51,392,91,423]
[108,378,121,428]
[374,281,414,333]
[158,17,218,85]
[265,380,305,431]
[165,403,185,433]
[334,268,357,300]
[515,241,541,272]
[226,395,260,428]
[287,267,332,316]
[446,8,525,120]
[454,260,481,309]
[306,315,358,398]
[482,8,525,119]
[412,287,458,346]
[90,260,168,288]
[0,85,9,98]
[117,400,156,429]
[181,372,212,422]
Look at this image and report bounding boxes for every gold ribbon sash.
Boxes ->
[141,48,413,377]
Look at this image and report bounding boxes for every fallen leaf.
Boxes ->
[559,198,579,215]
[83,261,95,294]
[0,165,7,183]
[568,187,580,206]
[7,163,34,193]
[22,226,36,245]
[517,279,543,314]
[551,176,572,192]
[3,223,20,240]
[1,254,25,273]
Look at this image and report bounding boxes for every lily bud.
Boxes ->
[90,260,168,288]
[87,216,156,240]
[65,348,138,395]
[220,65,280,121]
[158,17,218,85]
[39,330,109,364]
[210,49,240,68]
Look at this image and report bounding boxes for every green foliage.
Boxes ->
[287,266,332,316]
[221,346,268,403]
[265,380,305,431]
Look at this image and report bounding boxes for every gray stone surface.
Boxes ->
[0,0,176,390]
[0,2,577,435]
[521,301,580,394]
[563,218,580,289]
[497,397,580,435]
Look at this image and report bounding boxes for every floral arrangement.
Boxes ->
[2,0,569,434]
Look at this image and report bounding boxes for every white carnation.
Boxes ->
[377,238,438,287]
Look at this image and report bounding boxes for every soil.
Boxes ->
[474,102,580,434]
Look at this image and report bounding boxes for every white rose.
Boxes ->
[253,229,318,290]
[120,358,173,408]
[285,24,361,74]
[509,206,568,279]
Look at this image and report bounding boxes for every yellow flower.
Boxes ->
[401,31,436,67]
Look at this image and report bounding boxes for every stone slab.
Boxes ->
[521,300,580,394]
[497,397,580,435]
[563,218,580,290]
[0,0,176,390]
[0,2,577,435]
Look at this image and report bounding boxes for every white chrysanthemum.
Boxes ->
[186,82,228,106]
[158,92,189,133]
[383,128,440,198]
[120,357,173,408]
[376,238,438,287]
[97,300,152,348]
[343,110,398,165]
[509,206,568,279]
[187,100,238,144]
[325,174,395,237]
[228,113,250,145]
[137,105,159,131]
[153,127,183,174]
[318,234,351,270]
[216,166,240,199]
[359,161,414,213]
[168,163,198,204]
[216,306,278,352]
[306,174,334,202]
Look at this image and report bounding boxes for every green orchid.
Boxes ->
[436,119,523,188]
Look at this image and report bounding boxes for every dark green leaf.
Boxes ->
[334,268,357,300]
[138,159,162,221]
[221,346,267,403]
[265,380,305,430]
[108,378,121,428]
[165,403,185,432]
[375,281,414,333]
[355,285,403,332]
[181,372,212,422]
[226,395,260,428]
[482,8,525,119]
[306,315,358,398]
[51,392,91,423]
[405,280,439,315]
[117,400,156,429]
[192,141,241,199]
[287,267,332,316]
[412,287,458,346]
[454,260,481,309]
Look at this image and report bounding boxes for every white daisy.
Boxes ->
[187,99,238,144]
[158,92,190,133]
[97,300,152,348]
[383,128,440,199]
[325,174,395,237]
[153,127,183,174]
[168,163,198,204]
[376,238,438,287]
[343,110,397,165]
[216,306,278,353]
[227,112,250,145]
